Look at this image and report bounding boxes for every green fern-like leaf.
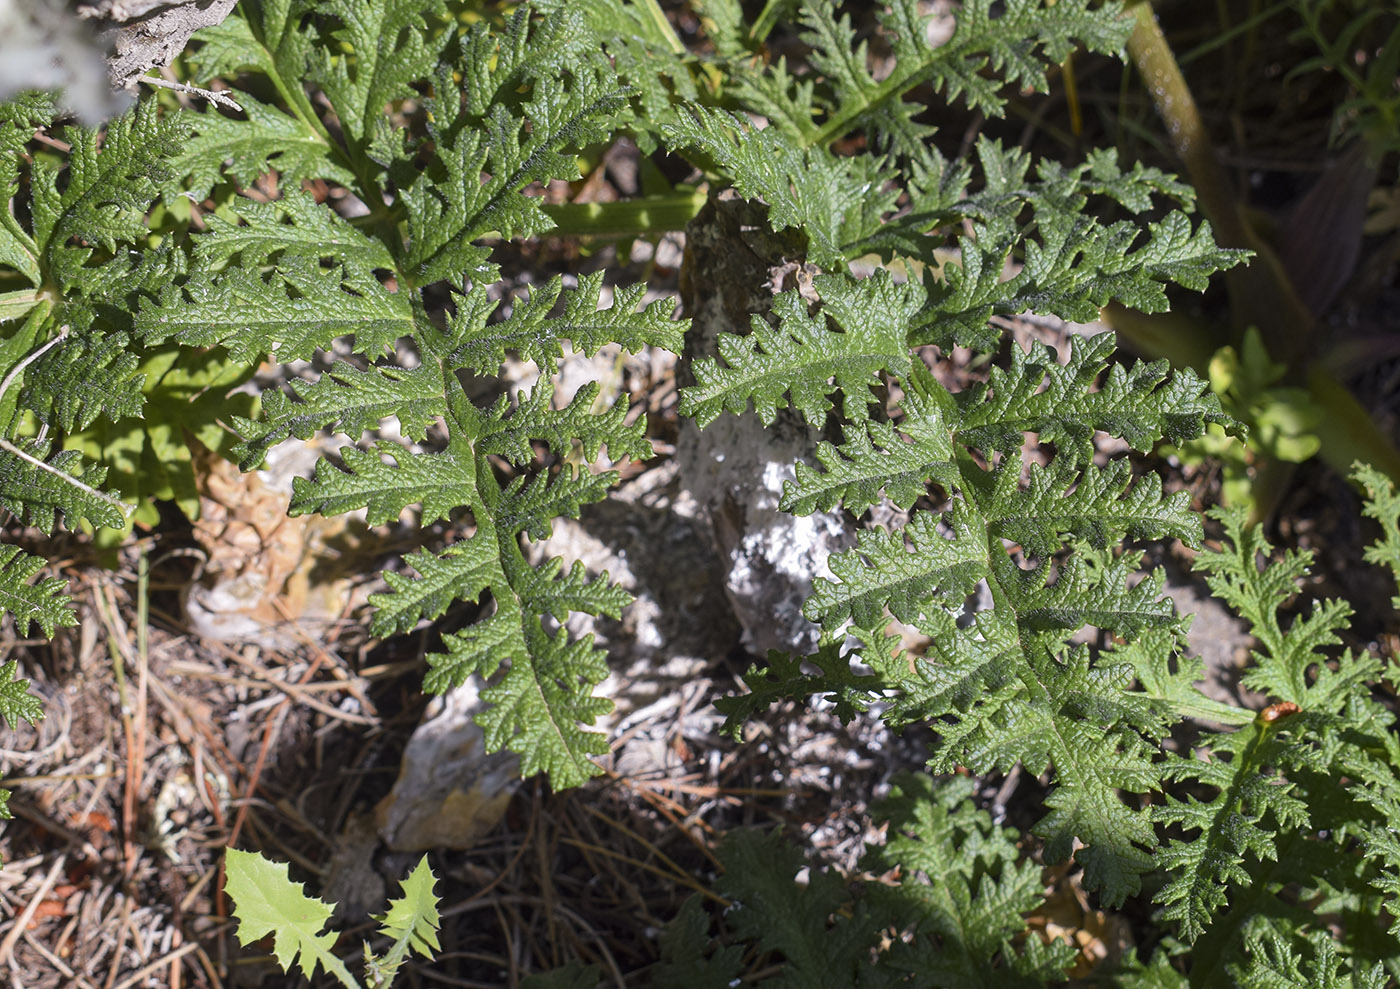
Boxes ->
[705,828,902,988]
[806,508,986,630]
[783,409,956,517]
[449,272,682,377]
[195,192,396,273]
[531,0,701,153]
[291,441,478,526]
[715,639,884,733]
[0,441,126,534]
[1230,928,1387,989]
[679,271,916,427]
[731,0,1131,154]
[232,362,443,471]
[168,95,353,202]
[0,547,75,639]
[0,93,196,632]
[0,659,45,730]
[661,106,900,268]
[314,0,450,146]
[28,100,185,291]
[680,244,1237,905]
[1193,507,1350,706]
[655,775,1073,987]
[20,330,144,433]
[870,774,1076,984]
[1148,503,1400,960]
[188,0,311,85]
[172,10,683,788]
[669,2,1252,899]
[1357,462,1400,611]
[136,257,412,363]
[404,66,629,285]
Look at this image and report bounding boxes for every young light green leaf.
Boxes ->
[368,856,441,985]
[224,848,358,988]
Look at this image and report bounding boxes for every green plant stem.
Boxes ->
[541,190,707,238]
[747,0,791,45]
[0,289,41,324]
[1100,301,1217,373]
[1124,1,1248,250]
[637,0,686,54]
[1124,1,1313,362]
[1307,366,1400,484]
[1119,1,1400,499]
[1166,692,1254,728]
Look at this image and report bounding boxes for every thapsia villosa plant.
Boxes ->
[228,457,1400,985]
[1,0,1396,983]
[666,466,1400,987]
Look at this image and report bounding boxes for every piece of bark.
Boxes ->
[0,0,236,122]
[677,193,854,657]
[82,0,238,91]
[0,0,127,121]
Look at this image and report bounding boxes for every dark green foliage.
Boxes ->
[152,0,678,787]
[664,0,1399,979]
[0,0,682,788]
[1142,495,1400,980]
[5,2,1398,981]
[709,469,1400,984]
[689,276,1230,909]
[0,547,75,638]
[0,0,1243,799]
[654,775,1075,988]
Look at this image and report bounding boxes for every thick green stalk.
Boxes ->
[0,289,41,324]
[1116,1,1400,496]
[542,190,707,238]
[1124,1,1248,250]
[1307,366,1400,484]
[1123,1,1312,363]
